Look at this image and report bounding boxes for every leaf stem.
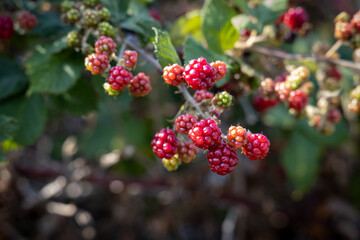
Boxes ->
[325,40,343,58]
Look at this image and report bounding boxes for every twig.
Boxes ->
[118,42,127,59]
[247,45,360,73]
[178,84,204,115]
[325,40,343,58]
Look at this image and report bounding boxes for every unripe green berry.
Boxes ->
[350,85,360,100]
[216,91,233,108]
[84,0,99,8]
[61,1,75,13]
[98,7,111,21]
[98,21,116,37]
[67,30,81,48]
[82,9,100,27]
[162,154,181,171]
[66,9,81,24]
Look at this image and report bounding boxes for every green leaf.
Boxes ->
[231,14,261,32]
[122,14,161,38]
[101,0,130,22]
[53,77,98,115]
[0,115,18,141]
[281,131,323,193]
[0,152,7,164]
[201,0,238,53]
[170,10,203,46]
[26,49,84,95]
[31,11,70,36]
[152,28,181,68]
[231,0,287,26]
[0,94,46,145]
[0,58,28,101]
[183,37,231,86]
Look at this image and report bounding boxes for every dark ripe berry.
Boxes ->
[98,22,116,37]
[240,29,251,38]
[327,108,342,124]
[163,64,184,86]
[207,141,239,175]
[275,81,291,101]
[329,65,342,80]
[151,128,179,159]
[216,91,233,108]
[85,53,109,75]
[350,85,360,100]
[107,66,132,91]
[260,78,275,96]
[227,126,249,148]
[334,21,352,40]
[18,11,37,30]
[162,154,182,171]
[98,7,111,21]
[123,50,138,70]
[174,113,197,134]
[178,141,198,163]
[82,9,100,27]
[288,90,308,111]
[242,133,270,160]
[210,61,228,82]
[0,15,14,39]
[183,57,218,90]
[283,7,308,31]
[95,36,116,56]
[129,72,152,97]
[188,118,222,149]
[253,95,278,112]
[67,30,81,48]
[351,10,360,32]
[65,9,81,24]
[194,90,214,103]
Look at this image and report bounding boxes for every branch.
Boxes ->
[248,45,360,73]
[178,84,204,115]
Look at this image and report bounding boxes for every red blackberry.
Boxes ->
[288,90,307,111]
[0,16,14,39]
[107,66,132,91]
[85,53,109,75]
[151,128,179,159]
[174,113,197,134]
[194,90,214,103]
[122,50,138,69]
[275,81,291,101]
[227,126,249,148]
[351,10,360,32]
[326,108,342,124]
[129,72,152,97]
[240,29,251,39]
[252,95,278,112]
[183,57,217,90]
[242,133,270,160]
[283,7,308,31]
[210,61,228,82]
[95,36,116,56]
[188,118,222,149]
[163,64,184,86]
[18,11,37,30]
[207,141,239,175]
[178,141,198,163]
[334,21,352,40]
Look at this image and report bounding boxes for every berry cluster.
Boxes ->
[61,0,117,51]
[162,58,228,90]
[18,12,37,31]
[349,85,360,114]
[0,16,14,39]
[0,12,38,39]
[333,11,360,44]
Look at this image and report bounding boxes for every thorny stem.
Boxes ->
[116,35,204,116]
[247,45,360,73]
[325,40,343,58]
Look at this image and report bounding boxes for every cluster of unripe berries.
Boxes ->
[84,36,151,97]
[152,116,270,175]
[61,0,116,49]
[253,66,312,114]
[162,57,228,90]
[0,11,37,39]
